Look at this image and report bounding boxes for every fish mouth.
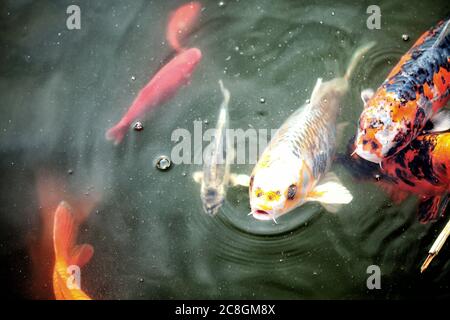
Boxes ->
[354,144,383,164]
[252,209,277,221]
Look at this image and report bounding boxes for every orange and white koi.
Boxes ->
[248,43,375,221]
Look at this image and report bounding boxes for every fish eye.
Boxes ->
[287,184,297,200]
[255,188,263,198]
[370,119,384,129]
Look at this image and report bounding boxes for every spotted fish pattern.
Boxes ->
[343,132,450,223]
[355,18,450,163]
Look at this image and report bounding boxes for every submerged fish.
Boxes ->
[29,172,98,299]
[354,18,450,164]
[53,201,93,300]
[106,47,202,145]
[166,1,201,52]
[343,130,450,223]
[248,43,375,221]
[193,80,248,215]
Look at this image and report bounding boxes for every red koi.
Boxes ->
[106,47,202,145]
[166,1,202,52]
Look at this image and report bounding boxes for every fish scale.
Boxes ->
[249,43,373,220]
[355,18,450,163]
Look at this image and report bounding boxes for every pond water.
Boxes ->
[1,0,449,299]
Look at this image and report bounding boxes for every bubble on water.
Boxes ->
[218,1,226,7]
[259,97,266,104]
[131,75,136,81]
[133,121,144,131]
[331,11,335,16]
[374,174,381,181]
[204,119,209,124]
[67,169,74,175]
[156,156,171,171]
[182,172,187,177]
[138,278,144,283]
[402,34,409,41]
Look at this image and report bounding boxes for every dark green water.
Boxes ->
[1,0,449,299]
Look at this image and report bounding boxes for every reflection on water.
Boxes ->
[0,0,449,299]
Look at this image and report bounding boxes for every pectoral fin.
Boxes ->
[306,172,353,213]
[229,174,250,187]
[426,110,450,133]
[193,171,203,184]
[360,88,374,107]
[310,78,323,104]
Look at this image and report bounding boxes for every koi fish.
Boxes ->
[106,47,202,145]
[29,171,98,299]
[248,43,375,221]
[342,130,450,223]
[166,1,201,52]
[354,18,450,164]
[193,80,249,215]
[53,201,93,300]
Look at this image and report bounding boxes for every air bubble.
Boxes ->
[156,156,172,171]
[133,121,144,131]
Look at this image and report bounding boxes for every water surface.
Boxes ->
[1,0,449,299]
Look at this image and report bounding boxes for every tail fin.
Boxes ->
[344,41,376,81]
[105,122,128,145]
[53,201,94,266]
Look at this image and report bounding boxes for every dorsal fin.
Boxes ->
[310,78,323,103]
[344,42,376,81]
[433,19,450,48]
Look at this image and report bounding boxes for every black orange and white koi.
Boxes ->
[354,18,450,164]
